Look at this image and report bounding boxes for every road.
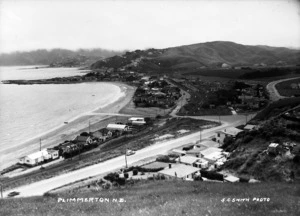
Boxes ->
[266,77,300,101]
[3,114,249,198]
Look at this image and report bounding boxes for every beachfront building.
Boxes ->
[47,149,59,160]
[73,135,93,146]
[18,149,51,166]
[128,117,146,126]
[107,123,129,132]
[92,128,112,142]
[158,164,200,180]
[215,127,243,144]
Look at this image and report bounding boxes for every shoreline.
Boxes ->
[0,82,137,171]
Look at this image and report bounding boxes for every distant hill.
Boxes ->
[91,41,300,72]
[0,48,123,66]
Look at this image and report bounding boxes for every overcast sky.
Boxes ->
[0,0,299,53]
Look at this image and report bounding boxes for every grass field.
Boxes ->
[1,180,299,216]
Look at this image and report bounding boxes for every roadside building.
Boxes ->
[186,146,206,158]
[92,128,112,142]
[172,149,186,156]
[73,135,92,146]
[193,158,209,169]
[47,149,59,160]
[18,149,50,166]
[107,123,129,132]
[197,140,220,148]
[158,164,200,180]
[243,124,257,131]
[215,127,243,144]
[177,155,200,166]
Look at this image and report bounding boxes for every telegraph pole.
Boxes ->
[89,120,91,134]
[0,183,3,199]
[125,148,128,168]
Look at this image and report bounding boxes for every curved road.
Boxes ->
[266,77,300,101]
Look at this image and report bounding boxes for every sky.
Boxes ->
[0,0,300,53]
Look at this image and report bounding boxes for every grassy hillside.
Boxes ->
[222,119,300,182]
[1,180,299,216]
[90,41,300,73]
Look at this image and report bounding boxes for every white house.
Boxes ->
[193,158,209,169]
[107,124,129,131]
[19,149,51,166]
[215,127,243,144]
[177,155,200,166]
[158,164,200,180]
[128,117,146,126]
[47,149,59,159]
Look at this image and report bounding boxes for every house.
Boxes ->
[73,135,92,146]
[92,128,112,141]
[193,158,209,169]
[18,149,51,166]
[47,149,59,160]
[186,146,206,157]
[200,147,226,163]
[128,117,146,126]
[268,143,279,155]
[177,155,200,166]
[224,175,240,183]
[107,123,129,132]
[172,149,186,156]
[243,124,257,131]
[198,140,220,148]
[158,164,200,180]
[215,127,243,144]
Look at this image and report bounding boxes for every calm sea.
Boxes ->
[0,66,123,154]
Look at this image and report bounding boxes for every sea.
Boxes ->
[0,66,123,158]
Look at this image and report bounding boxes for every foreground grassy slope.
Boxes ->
[1,180,299,216]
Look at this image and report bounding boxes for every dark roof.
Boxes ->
[75,136,90,142]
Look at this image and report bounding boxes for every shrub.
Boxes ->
[124,173,129,179]
[132,169,138,176]
[239,177,250,183]
[102,182,111,190]
[293,155,300,164]
[200,170,224,181]
[194,175,203,181]
[243,135,254,144]
[80,132,89,136]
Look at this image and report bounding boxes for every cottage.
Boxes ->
[107,123,129,132]
[92,128,112,141]
[215,127,243,144]
[128,117,146,126]
[177,155,200,166]
[193,158,209,169]
[268,143,279,155]
[19,149,50,166]
[243,124,257,131]
[172,149,186,156]
[158,164,200,180]
[47,149,59,160]
[73,135,92,146]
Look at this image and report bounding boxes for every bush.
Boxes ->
[132,169,138,176]
[80,132,89,136]
[243,135,254,143]
[102,182,111,190]
[293,155,300,164]
[104,172,119,182]
[239,177,250,183]
[194,175,203,181]
[200,170,224,181]
[124,173,129,179]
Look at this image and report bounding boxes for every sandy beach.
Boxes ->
[0,82,136,171]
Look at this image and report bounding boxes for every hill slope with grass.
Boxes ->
[91,41,300,72]
[1,180,299,216]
